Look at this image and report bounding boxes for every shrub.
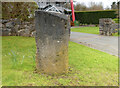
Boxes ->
[2,2,38,21]
[68,10,117,24]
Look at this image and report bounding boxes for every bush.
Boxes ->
[2,2,38,21]
[68,10,117,24]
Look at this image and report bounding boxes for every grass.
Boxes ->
[71,27,99,34]
[71,27,119,36]
[2,36,118,86]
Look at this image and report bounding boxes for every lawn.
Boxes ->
[2,36,118,86]
[71,27,119,36]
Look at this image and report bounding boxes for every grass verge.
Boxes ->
[71,27,119,36]
[2,36,118,86]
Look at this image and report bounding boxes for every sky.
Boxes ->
[74,0,119,9]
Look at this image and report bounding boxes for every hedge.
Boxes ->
[68,10,117,24]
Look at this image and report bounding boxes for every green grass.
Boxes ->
[71,27,99,34]
[71,27,119,36]
[2,36,118,86]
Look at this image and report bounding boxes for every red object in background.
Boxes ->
[70,0,75,22]
[71,21,75,26]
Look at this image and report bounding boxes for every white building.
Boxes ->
[34,0,70,13]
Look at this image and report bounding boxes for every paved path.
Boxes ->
[70,32,118,56]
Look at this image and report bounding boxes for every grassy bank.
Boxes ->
[2,36,118,86]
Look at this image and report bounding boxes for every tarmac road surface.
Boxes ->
[70,32,118,57]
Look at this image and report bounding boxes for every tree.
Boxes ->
[117,1,120,9]
[111,2,117,9]
[75,3,87,11]
[88,2,103,11]
[64,3,71,9]
[105,6,110,10]
[2,2,38,21]
[64,0,76,10]
[73,2,104,11]
[0,2,2,19]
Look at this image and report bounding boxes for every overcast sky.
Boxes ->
[74,0,119,9]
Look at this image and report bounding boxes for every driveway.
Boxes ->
[70,32,118,56]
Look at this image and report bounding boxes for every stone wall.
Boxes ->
[99,18,119,36]
[1,19,36,37]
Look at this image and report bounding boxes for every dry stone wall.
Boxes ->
[1,19,36,37]
[99,18,119,36]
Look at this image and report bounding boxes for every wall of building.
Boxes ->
[35,0,70,11]
[35,0,70,2]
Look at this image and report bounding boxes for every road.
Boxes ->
[70,32,118,56]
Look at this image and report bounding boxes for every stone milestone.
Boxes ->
[35,11,70,74]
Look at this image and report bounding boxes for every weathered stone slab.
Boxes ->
[35,11,70,74]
